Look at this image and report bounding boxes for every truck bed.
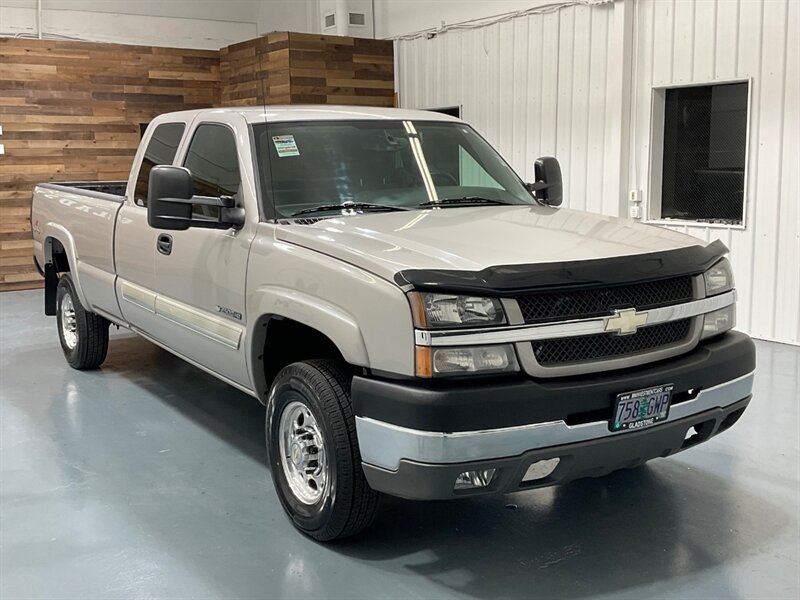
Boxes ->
[31,180,127,320]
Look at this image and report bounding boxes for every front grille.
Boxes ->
[532,319,692,366]
[516,276,694,324]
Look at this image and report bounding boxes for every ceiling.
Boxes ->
[1,0,261,24]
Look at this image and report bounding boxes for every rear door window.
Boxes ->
[133,122,185,207]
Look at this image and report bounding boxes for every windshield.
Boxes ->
[252,120,534,218]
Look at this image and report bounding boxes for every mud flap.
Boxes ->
[44,263,58,316]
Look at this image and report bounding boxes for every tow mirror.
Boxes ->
[147,165,245,231]
[525,156,563,207]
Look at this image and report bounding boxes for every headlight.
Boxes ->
[408,292,506,328]
[415,344,519,378]
[702,305,736,339]
[704,258,734,296]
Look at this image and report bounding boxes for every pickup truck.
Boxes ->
[31,106,756,541]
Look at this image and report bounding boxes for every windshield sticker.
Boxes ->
[272,134,300,157]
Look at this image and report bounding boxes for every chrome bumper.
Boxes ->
[355,371,755,471]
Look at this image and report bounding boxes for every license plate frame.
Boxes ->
[610,383,674,432]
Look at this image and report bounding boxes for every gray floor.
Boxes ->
[1,289,798,600]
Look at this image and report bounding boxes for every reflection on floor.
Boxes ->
[1,290,798,600]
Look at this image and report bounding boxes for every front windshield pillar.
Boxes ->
[403,121,439,204]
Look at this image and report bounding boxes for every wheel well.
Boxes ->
[256,317,347,399]
[44,238,70,316]
[46,238,70,272]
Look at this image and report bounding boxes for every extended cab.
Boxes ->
[31,107,755,541]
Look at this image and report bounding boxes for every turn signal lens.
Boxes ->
[415,345,433,378]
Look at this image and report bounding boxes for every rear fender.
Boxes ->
[42,225,90,309]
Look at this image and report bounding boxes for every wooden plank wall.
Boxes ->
[219,32,394,107]
[219,32,291,106]
[0,37,220,291]
[0,32,394,292]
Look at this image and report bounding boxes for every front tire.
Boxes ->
[56,274,109,370]
[266,360,380,541]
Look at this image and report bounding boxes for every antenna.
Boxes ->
[257,35,278,222]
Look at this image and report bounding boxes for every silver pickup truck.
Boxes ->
[31,106,755,541]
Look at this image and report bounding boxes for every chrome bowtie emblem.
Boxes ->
[605,308,648,335]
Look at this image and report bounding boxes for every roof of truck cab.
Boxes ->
[155,105,463,124]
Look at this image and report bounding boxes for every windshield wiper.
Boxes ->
[291,201,411,217]
[418,196,515,208]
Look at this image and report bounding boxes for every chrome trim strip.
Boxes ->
[516,317,704,378]
[355,371,754,471]
[414,290,737,347]
[120,281,242,350]
[514,274,708,378]
[120,281,156,313]
[154,296,242,350]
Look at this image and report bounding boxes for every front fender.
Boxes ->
[249,285,369,365]
[246,285,370,398]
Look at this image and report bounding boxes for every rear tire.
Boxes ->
[56,273,110,370]
[266,359,380,541]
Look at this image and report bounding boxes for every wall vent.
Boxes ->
[349,12,366,26]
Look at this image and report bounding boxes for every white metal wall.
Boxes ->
[396,0,799,344]
[630,0,799,344]
[397,2,619,215]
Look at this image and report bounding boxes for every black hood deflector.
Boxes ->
[394,240,728,295]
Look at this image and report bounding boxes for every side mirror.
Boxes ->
[526,156,563,207]
[147,165,245,231]
[148,166,193,230]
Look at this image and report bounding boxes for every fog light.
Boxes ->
[454,468,496,490]
[522,458,560,482]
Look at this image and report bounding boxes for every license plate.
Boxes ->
[610,384,673,432]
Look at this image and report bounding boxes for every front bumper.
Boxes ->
[353,331,755,500]
[361,397,751,500]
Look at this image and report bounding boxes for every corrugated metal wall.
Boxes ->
[396,0,799,345]
[397,2,619,215]
[631,0,799,344]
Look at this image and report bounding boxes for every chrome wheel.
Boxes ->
[279,401,328,505]
[60,292,78,350]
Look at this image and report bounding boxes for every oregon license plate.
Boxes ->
[610,384,674,432]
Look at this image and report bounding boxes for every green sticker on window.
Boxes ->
[272,134,300,157]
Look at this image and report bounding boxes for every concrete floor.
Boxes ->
[1,289,798,600]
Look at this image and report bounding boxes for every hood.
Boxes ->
[276,205,705,284]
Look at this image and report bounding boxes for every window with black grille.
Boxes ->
[658,82,748,225]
